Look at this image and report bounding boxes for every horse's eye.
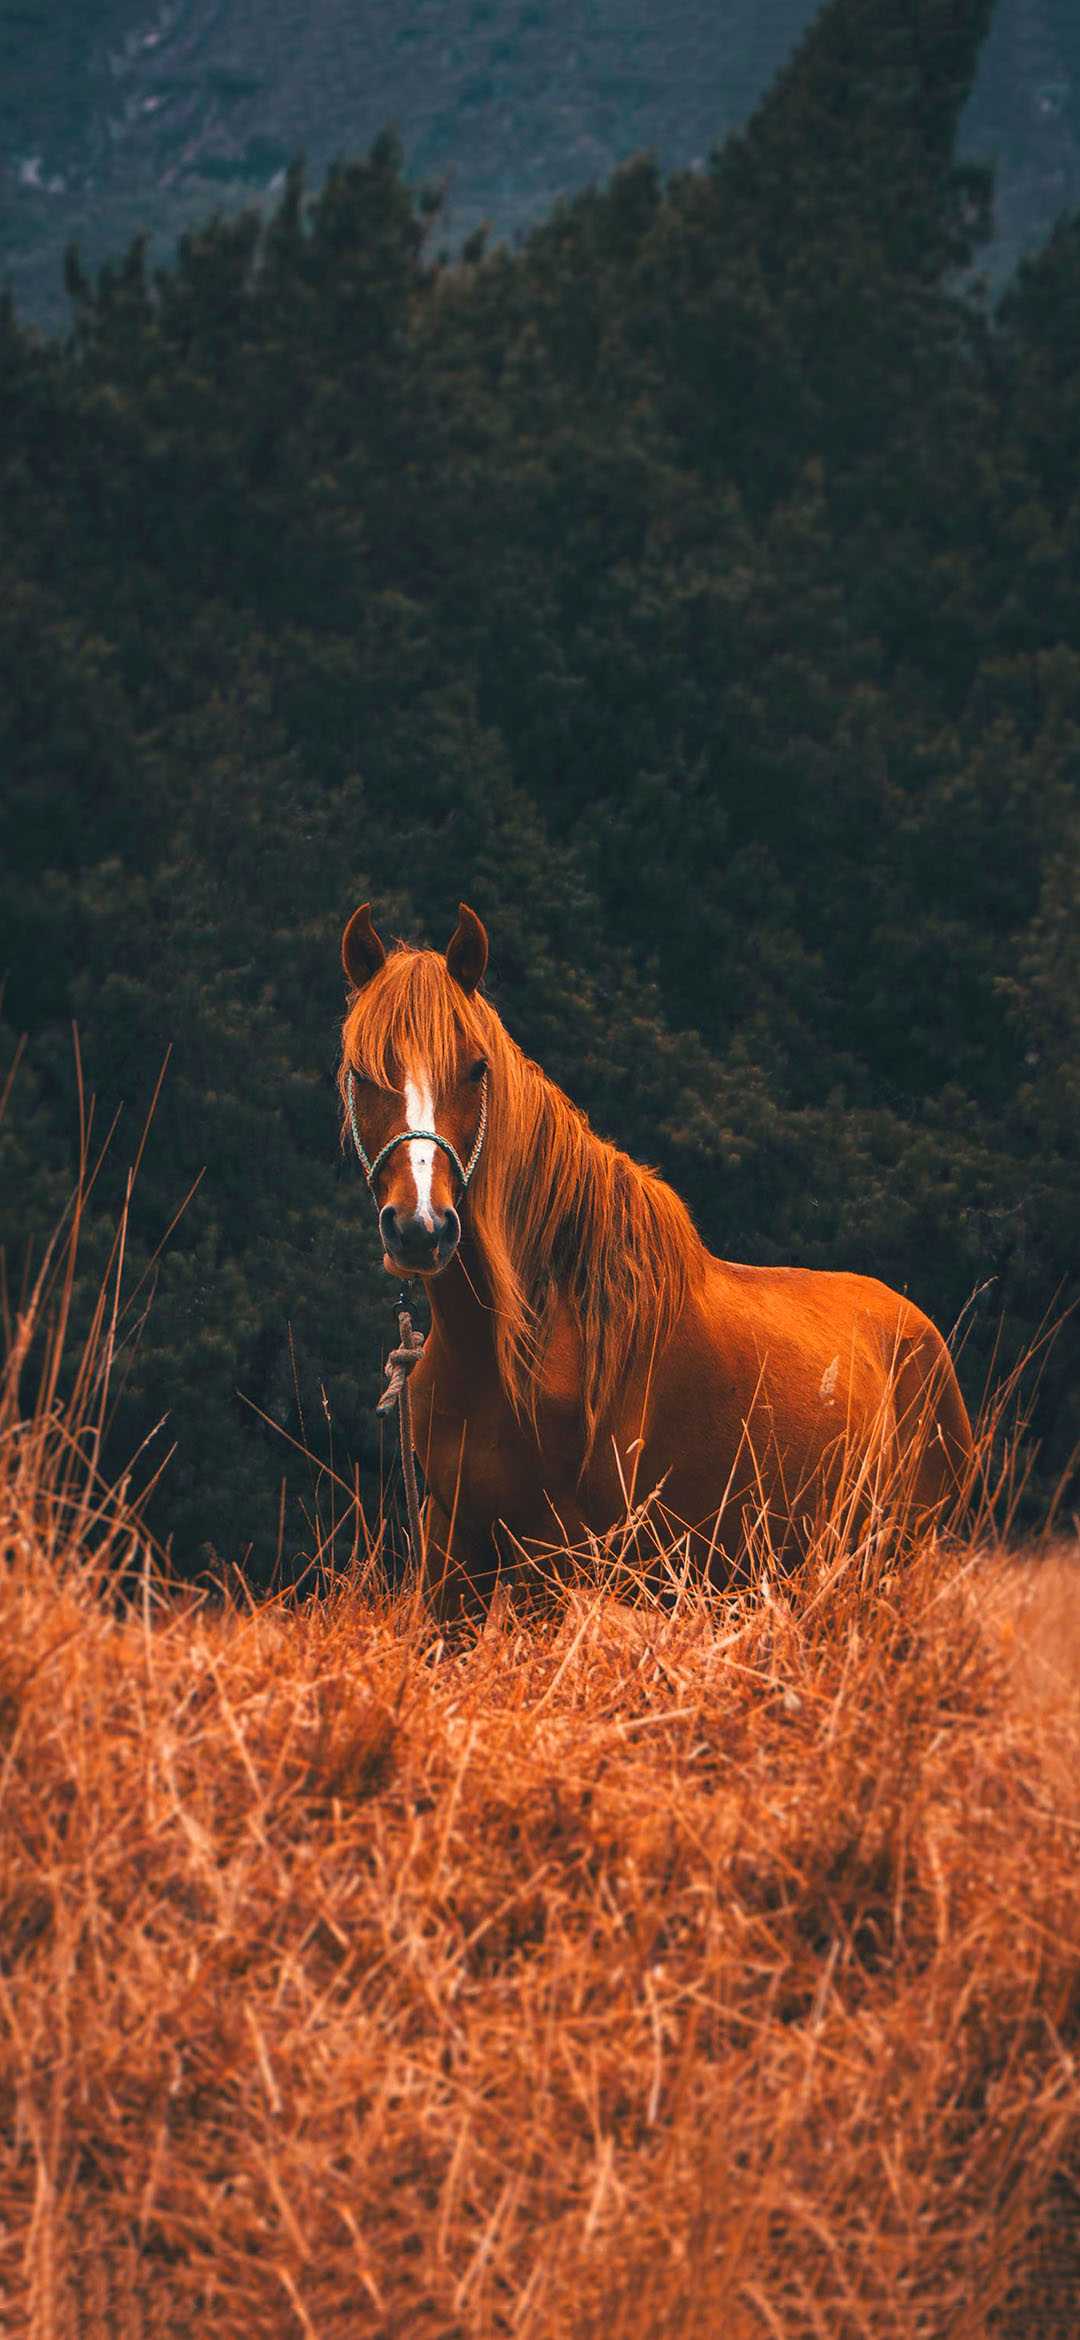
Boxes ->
[468,1058,487,1084]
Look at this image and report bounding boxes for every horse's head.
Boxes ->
[339,902,490,1276]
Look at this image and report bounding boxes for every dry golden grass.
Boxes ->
[1,1171,1077,2337]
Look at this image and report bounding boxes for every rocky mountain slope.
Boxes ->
[4,0,1078,330]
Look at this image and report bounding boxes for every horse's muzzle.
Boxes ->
[379,1203,460,1275]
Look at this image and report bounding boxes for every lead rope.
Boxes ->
[376,1295,427,1572]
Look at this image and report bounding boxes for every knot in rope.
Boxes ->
[377,1307,426,1417]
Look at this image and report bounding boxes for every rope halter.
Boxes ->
[346,1067,488,1204]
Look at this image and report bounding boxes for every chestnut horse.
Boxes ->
[338,903,973,1614]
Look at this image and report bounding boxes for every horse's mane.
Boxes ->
[339,949,705,1455]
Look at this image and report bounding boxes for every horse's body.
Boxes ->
[407,1247,972,1612]
[339,906,973,1614]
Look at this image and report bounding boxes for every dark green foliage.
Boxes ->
[1,0,1077,1573]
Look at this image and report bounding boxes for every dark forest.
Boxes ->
[2,0,1077,1575]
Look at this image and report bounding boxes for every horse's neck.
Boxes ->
[425,1227,577,1413]
[424,1233,498,1375]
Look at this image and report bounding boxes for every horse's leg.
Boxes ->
[421,1498,500,1628]
[422,1488,594,1622]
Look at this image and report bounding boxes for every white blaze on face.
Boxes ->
[403,1072,437,1229]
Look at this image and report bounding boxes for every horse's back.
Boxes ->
[639,1256,972,1560]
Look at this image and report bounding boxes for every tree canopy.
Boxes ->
[2,0,1077,1574]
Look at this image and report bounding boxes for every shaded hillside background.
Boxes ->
[1,0,1078,1576]
[4,0,1080,331]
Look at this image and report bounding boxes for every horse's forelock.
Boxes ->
[341,947,492,1095]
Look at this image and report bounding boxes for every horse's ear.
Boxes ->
[446,902,488,995]
[342,902,387,989]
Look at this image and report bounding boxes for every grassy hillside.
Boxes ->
[1,1200,1076,2335]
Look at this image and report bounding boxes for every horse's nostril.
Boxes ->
[379,1205,460,1264]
